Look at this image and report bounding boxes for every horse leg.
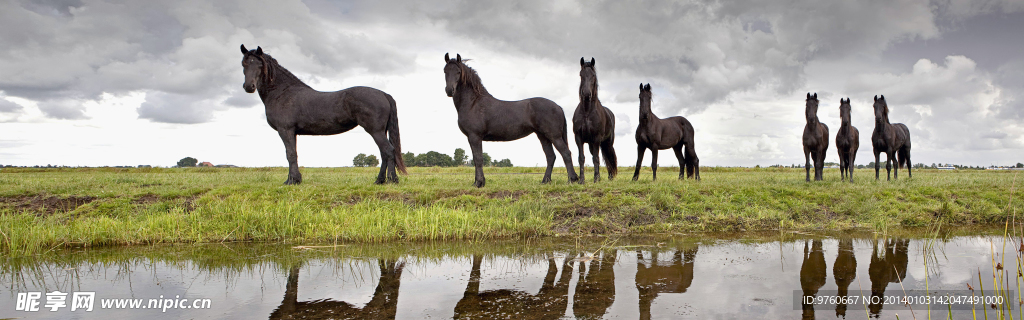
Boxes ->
[804,148,811,182]
[370,131,396,184]
[468,136,486,188]
[885,151,893,181]
[815,149,825,181]
[904,148,911,179]
[575,135,586,184]
[278,129,302,185]
[873,150,881,181]
[589,142,601,182]
[838,151,846,182]
[847,151,856,183]
[685,143,699,181]
[551,136,580,184]
[538,135,556,184]
[650,149,659,181]
[632,145,645,181]
[673,145,685,179]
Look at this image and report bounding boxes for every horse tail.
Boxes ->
[601,138,618,179]
[386,94,407,174]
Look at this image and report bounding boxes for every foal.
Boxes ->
[802,93,829,182]
[835,98,859,182]
[632,84,700,181]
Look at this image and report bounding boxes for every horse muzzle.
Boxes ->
[243,83,256,93]
[445,87,454,97]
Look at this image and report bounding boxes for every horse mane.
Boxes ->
[253,51,305,88]
[457,60,489,97]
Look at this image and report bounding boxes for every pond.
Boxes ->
[2,230,1020,319]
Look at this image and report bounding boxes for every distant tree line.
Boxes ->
[401,148,513,167]
[352,153,379,167]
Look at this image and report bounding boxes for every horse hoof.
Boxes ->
[473,181,485,188]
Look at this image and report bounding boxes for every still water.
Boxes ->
[1,231,1020,319]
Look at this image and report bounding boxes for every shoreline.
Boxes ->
[2,167,1020,255]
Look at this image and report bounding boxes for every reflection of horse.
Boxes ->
[799,240,827,320]
[573,250,617,319]
[453,253,574,319]
[635,247,697,320]
[833,239,857,318]
[269,259,404,320]
[868,238,909,316]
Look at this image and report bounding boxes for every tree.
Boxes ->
[353,153,379,167]
[403,152,417,167]
[492,158,513,167]
[453,148,468,166]
[415,151,454,167]
[177,157,198,167]
[1018,163,1023,168]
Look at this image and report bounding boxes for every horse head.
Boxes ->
[839,98,852,126]
[579,57,598,103]
[443,53,463,97]
[638,83,653,118]
[240,44,269,93]
[873,95,889,124]
[805,92,819,124]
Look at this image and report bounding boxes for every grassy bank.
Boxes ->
[1,166,1021,255]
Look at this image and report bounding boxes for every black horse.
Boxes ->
[871,95,912,181]
[443,53,579,187]
[240,45,406,185]
[802,93,829,182]
[573,57,618,183]
[836,98,860,182]
[633,83,700,181]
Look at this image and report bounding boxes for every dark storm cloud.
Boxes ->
[0,0,411,123]
[0,99,22,113]
[409,0,946,115]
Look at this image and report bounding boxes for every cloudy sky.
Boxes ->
[1,0,1022,168]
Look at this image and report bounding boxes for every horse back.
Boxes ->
[291,86,390,135]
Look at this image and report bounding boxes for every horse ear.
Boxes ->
[456,54,462,63]
[580,57,585,67]
[644,83,651,91]
[880,95,884,100]
[590,57,595,67]
[240,44,248,55]
[813,93,817,99]
[640,83,644,91]
[874,95,878,101]
[255,46,263,56]
[445,53,450,62]
[807,93,811,99]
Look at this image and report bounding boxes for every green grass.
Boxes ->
[0,166,1020,255]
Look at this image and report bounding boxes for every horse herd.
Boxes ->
[240,45,911,187]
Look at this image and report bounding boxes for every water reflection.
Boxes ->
[833,239,857,318]
[636,247,697,320]
[270,259,404,319]
[0,234,1012,319]
[800,240,826,320]
[572,250,616,319]
[453,253,573,319]
[868,238,909,317]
